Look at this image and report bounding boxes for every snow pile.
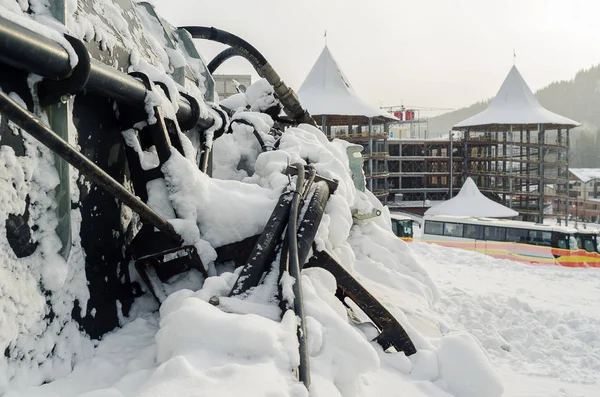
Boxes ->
[425,177,518,218]
[0,4,509,396]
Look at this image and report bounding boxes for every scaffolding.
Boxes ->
[460,126,570,221]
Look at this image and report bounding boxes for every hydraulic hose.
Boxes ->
[285,163,310,388]
[179,26,317,127]
[0,90,183,246]
[231,118,267,151]
[207,47,243,74]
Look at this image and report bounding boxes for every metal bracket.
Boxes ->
[305,249,417,356]
[38,35,91,107]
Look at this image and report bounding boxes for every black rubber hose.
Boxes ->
[286,163,310,388]
[207,47,244,74]
[179,26,316,127]
[231,118,267,151]
[0,90,183,245]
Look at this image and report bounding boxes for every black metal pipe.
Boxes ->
[0,17,71,80]
[286,163,310,388]
[0,15,198,127]
[180,26,316,127]
[229,189,293,296]
[0,90,183,245]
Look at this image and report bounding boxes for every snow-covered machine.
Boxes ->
[0,0,417,391]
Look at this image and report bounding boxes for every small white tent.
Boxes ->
[425,177,518,217]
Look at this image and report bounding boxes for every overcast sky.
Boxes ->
[154,0,600,113]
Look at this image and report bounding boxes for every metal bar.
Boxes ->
[0,90,183,244]
[0,15,197,126]
[305,250,417,355]
[229,189,293,296]
[296,181,330,268]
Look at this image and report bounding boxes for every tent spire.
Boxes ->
[513,48,516,66]
[324,29,327,46]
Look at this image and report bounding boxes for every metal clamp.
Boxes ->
[38,35,91,107]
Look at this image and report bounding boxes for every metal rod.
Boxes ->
[0,90,183,244]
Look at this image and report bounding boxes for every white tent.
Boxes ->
[297,46,397,123]
[454,66,580,129]
[425,177,518,217]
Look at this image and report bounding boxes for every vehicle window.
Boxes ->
[484,226,505,241]
[557,238,568,249]
[529,230,552,246]
[506,228,528,243]
[569,236,579,251]
[443,223,463,237]
[403,221,413,238]
[583,239,595,253]
[464,224,481,239]
[424,221,443,235]
[391,219,399,237]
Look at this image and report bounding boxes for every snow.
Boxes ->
[297,46,398,120]
[412,241,600,396]
[2,4,597,397]
[454,66,580,129]
[425,177,519,217]
[569,168,600,184]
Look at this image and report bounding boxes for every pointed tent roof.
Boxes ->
[425,177,519,217]
[298,46,397,125]
[453,66,580,131]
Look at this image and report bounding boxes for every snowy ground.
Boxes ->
[412,240,600,396]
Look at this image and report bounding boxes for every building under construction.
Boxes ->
[452,66,579,223]
[387,66,579,223]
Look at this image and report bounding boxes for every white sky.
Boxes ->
[154,0,600,112]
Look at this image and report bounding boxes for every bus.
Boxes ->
[390,213,416,242]
[422,215,600,268]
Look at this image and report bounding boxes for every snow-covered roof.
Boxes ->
[569,168,600,183]
[454,66,580,130]
[297,46,397,124]
[424,177,519,217]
